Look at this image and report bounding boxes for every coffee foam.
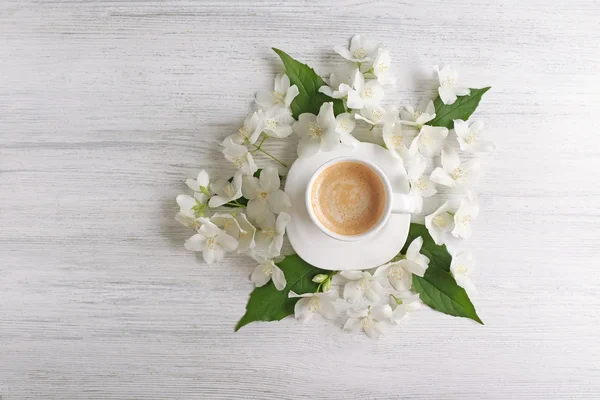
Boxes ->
[311,162,386,236]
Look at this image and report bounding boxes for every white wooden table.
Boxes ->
[2,1,599,398]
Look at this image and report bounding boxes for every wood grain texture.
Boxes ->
[1,0,600,398]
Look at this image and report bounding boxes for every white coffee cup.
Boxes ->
[305,156,415,242]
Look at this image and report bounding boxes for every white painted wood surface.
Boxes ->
[1,0,599,398]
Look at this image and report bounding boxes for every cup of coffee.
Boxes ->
[305,157,415,242]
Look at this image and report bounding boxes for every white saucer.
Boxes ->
[284,143,411,271]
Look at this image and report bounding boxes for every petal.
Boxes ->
[340,270,364,280]
[208,195,230,208]
[297,136,321,158]
[243,153,259,176]
[439,85,457,105]
[343,281,362,303]
[284,85,299,107]
[260,166,280,192]
[430,168,455,187]
[268,190,291,214]
[453,119,469,139]
[406,236,424,259]
[217,232,238,252]
[407,156,426,181]
[455,275,477,296]
[318,85,335,97]
[373,263,391,283]
[184,234,205,252]
[364,321,383,339]
[271,265,287,291]
[346,90,364,109]
[185,178,201,192]
[251,265,271,287]
[320,130,342,152]
[343,317,361,332]
[400,259,427,278]
[370,304,392,321]
[455,86,471,96]
[275,211,291,235]
[242,176,260,199]
[364,285,381,302]
[333,46,357,62]
[318,299,337,320]
[419,177,437,197]
[441,147,461,172]
[202,248,216,263]
[293,113,317,138]
[199,220,221,237]
[256,91,275,109]
[176,194,196,212]
[316,102,336,130]
[211,246,225,263]
[294,297,314,321]
[419,126,448,157]
[268,234,284,258]
[247,199,274,225]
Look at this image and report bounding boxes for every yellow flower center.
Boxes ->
[238,125,249,139]
[273,90,284,103]
[261,263,273,276]
[445,76,456,86]
[353,48,366,59]
[363,88,374,99]
[308,121,323,138]
[257,190,269,202]
[389,265,406,281]
[451,167,466,181]
[416,178,427,191]
[223,220,233,230]
[390,135,404,147]
[464,132,479,144]
[224,184,235,198]
[233,155,246,168]
[360,317,373,329]
[308,297,320,313]
[461,215,472,226]
[265,119,278,131]
[433,215,447,227]
[206,237,217,250]
[454,265,468,276]
[262,228,276,239]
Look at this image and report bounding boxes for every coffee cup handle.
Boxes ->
[390,193,416,214]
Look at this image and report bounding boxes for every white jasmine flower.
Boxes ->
[407,157,437,213]
[382,114,418,161]
[222,137,258,176]
[293,102,342,157]
[210,212,255,253]
[452,198,479,239]
[454,119,495,153]
[345,69,384,110]
[242,167,291,224]
[333,34,378,63]
[254,212,290,258]
[208,171,243,207]
[425,201,455,245]
[390,293,423,323]
[450,251,477,295]
[250,255,286,291]
[256,74,299,110]
[343,305,392,339]
[434,65,470,105]
[319,71,353,99]
[410,125,449,157]
[335,112,359,147]
[185,170,211,199]
[184,220,238,263]
[430,147,480,190]
[340,270,385,303]
[399,99,436,127]
[372,48,396,85]
[225,111,265,145]
[289,290,337,322]
[263,106,295,139]
[355,106,387,126]
[374,237,429,291]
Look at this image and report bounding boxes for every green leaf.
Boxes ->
[402,223,482,324]
[413,269,483,324]
[272,48,345,118]
[428,87,491,129]
[402,223,451,272]
[235,254,326,331]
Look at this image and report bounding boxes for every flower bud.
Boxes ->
[322,279,332,293]
[312,274,328,283]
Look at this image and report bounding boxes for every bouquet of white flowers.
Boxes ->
[175,35,493,338]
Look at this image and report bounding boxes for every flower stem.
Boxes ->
[255,147,288,168]
[224,200,245,208]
